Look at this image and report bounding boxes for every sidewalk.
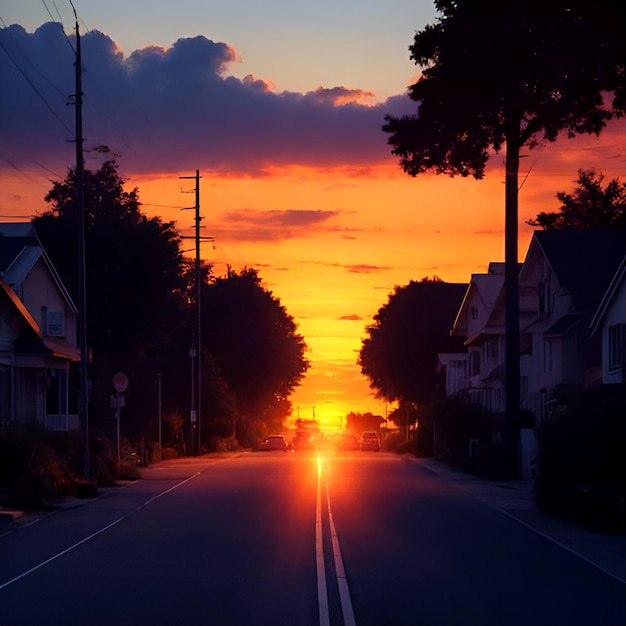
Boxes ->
[418,457,626,585]
[0,452,243,530]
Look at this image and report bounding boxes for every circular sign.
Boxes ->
[112,371,129,393]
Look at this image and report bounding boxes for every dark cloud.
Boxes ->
[208,208,340,242]
[347,264,391,273]
[0,22,415,177]
[339,314,362,321]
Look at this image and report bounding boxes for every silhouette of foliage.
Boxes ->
[529,169,626,229]
[382,1,625,449]
[201,267,309,446]
[358,280,466,406]
[345,411,385,434]
[33,160,188,424]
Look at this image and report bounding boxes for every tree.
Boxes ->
[358,279,466,407]
[382,1,624,474]
[34,161,188,428]
[201,267,309,446]
[345,412,385,434]
[528,169,626,229]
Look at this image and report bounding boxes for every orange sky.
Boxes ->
[3,123,626,430]
[3,16,626,431]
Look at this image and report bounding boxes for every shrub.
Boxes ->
[535,385,626,532]
[0,424,76,507]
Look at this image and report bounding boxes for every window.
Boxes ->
[608,324,625,371]
[46,311,65,337]
[539,274,552,314]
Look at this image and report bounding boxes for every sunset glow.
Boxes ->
[3,3,626,429]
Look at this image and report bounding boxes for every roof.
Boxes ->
[0,279,40,334]
[534,229,626,312]
[0,222,77,315]
[590,253,626,335]
[544,313,584,337]
[452,263,506,336]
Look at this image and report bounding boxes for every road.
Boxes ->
[1,451,625,625]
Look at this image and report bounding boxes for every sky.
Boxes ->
[2,1,626,430]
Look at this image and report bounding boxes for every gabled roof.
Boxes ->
[590,253,626,336]
[452,262,505,336]
[0,222,77,315]
[532,229,626,313]
[0,279,40,334]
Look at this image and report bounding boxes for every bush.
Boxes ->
[116,461,142,481]
[535,385,626,533]
[383,432,417,454]
[0,424,77,507]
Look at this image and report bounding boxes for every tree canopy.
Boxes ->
[381,2,625,458]
[345,412,385,434]
[358,279,466,407]
[34,161,188,421]
[201,267,309,445]
[529,169,626,230]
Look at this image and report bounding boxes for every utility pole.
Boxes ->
[71,7,89,480]
[181,171,212,456]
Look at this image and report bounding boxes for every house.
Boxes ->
[440,230,626,478]
[519,229,626,423]
[589,253,626,384]
[0,222,80,430]
[445,262,506,412]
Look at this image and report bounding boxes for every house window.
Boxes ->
[539,274,551,314]
[470,306,479,320]
[46,311,65,337]
[608,323,625,371]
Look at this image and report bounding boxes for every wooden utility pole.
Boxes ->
[72,10,89,480]
[180,171,203,455]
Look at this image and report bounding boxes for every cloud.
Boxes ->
[207,208,340,242]
[339,314,363,321]
[347,264,391,273]
[0,22,414,179]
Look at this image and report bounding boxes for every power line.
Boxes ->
[0,34,74,136]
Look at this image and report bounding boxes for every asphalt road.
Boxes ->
[1,452,625,625]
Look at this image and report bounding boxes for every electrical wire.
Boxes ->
[0,38,74,136]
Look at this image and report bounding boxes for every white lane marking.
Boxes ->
[494,506,626,586]
[316,457,331,626]
[0,473,200,591]
[325,477,357,626]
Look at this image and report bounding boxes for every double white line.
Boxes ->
[316,455,356,626]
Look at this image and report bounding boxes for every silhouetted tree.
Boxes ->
[529,169,626,230]
[201,267,309,446]
[34,161,188,429]
[382,1,625,473]
[358,279,466,406]
[345,412,385,434]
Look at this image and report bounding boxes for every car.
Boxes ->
[335,432,360,451]
[292,432,316,452]
[360,431,380,452]
[259,435,290,452]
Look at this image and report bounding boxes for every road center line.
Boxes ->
[316,458,331,626]
[0,472,200,591]
[325,476,357,626]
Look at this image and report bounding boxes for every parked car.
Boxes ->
[360,431,380,452]
[292,432,316,452]
[335,432,360,451]
[259,435,290,452]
